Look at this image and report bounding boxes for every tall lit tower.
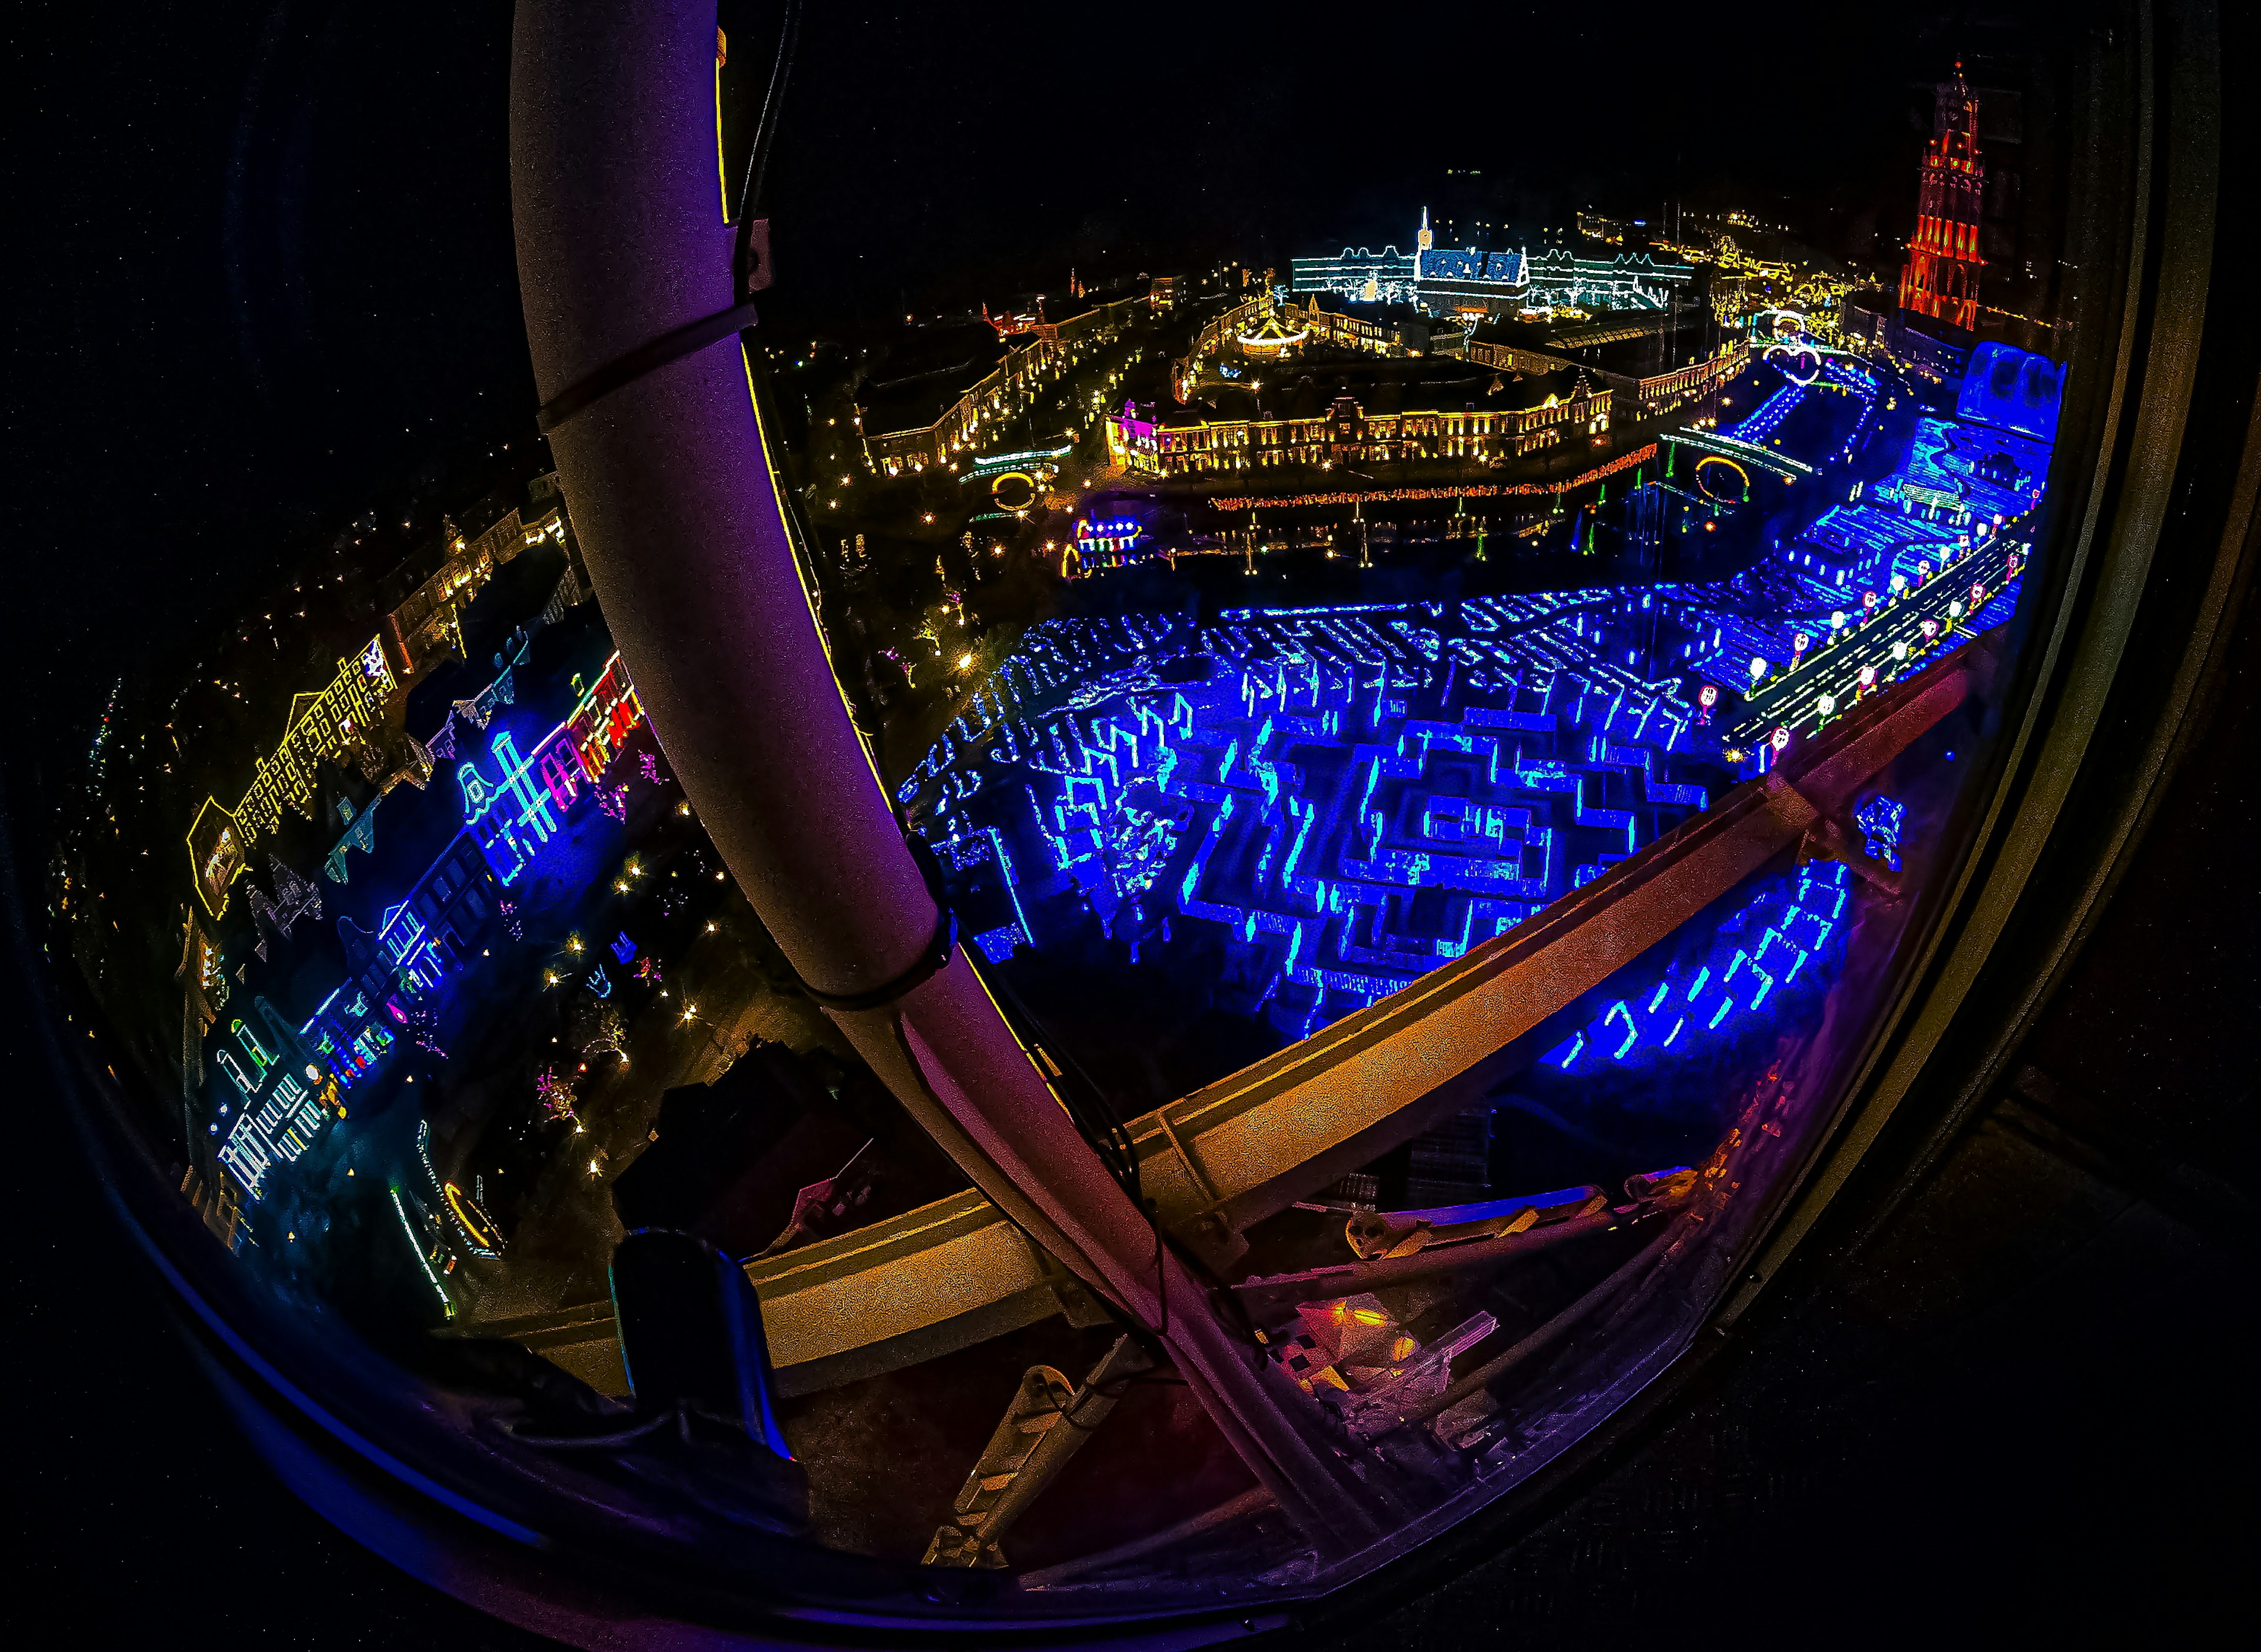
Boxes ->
[1898,64,1985,331]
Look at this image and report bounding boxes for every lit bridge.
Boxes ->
[1664,425,1815,481]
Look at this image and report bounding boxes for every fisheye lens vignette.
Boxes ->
[54,24,2069,1614]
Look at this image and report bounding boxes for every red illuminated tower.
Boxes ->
[1898,64,1985,331]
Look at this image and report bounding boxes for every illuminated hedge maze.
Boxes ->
[1546,858,1853,1079]
[903,384,2043,1057]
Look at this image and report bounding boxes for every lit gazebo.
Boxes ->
[1235,309,1309,360]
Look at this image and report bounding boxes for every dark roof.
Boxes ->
[858,322,1007,434]
[612,1043,866,1256]
[1494,365,1594,410]
[1338,300,1430,330]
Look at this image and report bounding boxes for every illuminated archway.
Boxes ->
[990,471,1038,512]
[1695,454,1752,505]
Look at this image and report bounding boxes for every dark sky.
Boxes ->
[15,1,2037,791]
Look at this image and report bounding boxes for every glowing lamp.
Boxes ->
[1831,610,1847,630]
[1816,694,1837,715]
[1698,683,1719,708]
[1863,591,1878,611]
[1792,632,1811,656]
[1892,641,1909,662]
[1971,583,1988,605]
[1858,665,1877,686]
[1889,573,1908,593]
[1749,656,1769,681]
[1770,726,1792,754]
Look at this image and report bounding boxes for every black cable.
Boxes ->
[964,953,1172,1338]
[538,6,804,434]
[730,0,802,303]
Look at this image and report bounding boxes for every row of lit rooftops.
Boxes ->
[1167,359,1606,423]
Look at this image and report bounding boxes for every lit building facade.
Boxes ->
[297,827,503,1091]
[455,651,645,884]
[383,508,531,680]
[1467,334,1747,420]
[214,996,341,1199]
[217,648,648,1198]
[1117,379,1612,478]
[187,637,401,919]
[864,294,1146,475]
[1897,67,1986,331]
[1294,210,1693,319]
[1288,298,1430,356]
[1289,243,1418,307]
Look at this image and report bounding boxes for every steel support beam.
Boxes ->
[508,0,1381,1555]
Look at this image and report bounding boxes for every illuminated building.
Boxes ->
[299,828,502,1089]
[1515,246,1696,313]
[1289,240,1417,308]
[231,649,645,1154]
[1067,515,1155,578]
[1468,324,1746,421]
[863,293,1147,475]
[1117,374,1612,478]
[382,506,534,679]
[1288,296,1430,357]
[1898,65,1986,333]
[176,910,226,1090]
[214,996,340,1198]
[1294,209,1694,320]
[187,636,402,918]
[456,651,645,883]
[245,853,322,960]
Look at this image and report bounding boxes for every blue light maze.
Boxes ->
[1545,860,1851,1076]
[903,367,2050,1047]
[913,602,1720,1040]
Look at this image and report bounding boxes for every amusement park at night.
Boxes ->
[14,4,2255,1646]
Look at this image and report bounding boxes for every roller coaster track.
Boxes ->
[469,635,1995,1396]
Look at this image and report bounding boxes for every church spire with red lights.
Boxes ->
[1898,62,1986,331]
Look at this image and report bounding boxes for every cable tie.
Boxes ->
[536,298,765,435]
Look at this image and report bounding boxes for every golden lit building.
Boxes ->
[187,638,403,918]
[382,509,529,679]
[864,294,1147,476]
[1122,373,1612,478]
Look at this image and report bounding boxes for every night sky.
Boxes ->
[15,1,2028,787]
